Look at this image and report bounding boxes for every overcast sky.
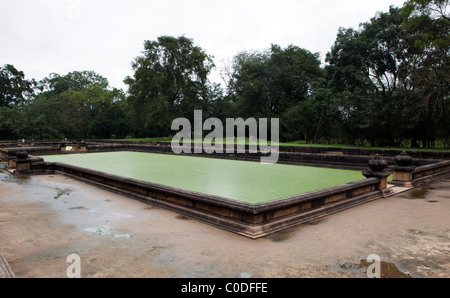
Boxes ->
[1,0,407,91]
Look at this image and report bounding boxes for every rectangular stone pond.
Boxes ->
[36,151,388,238]
[42,151,365,204]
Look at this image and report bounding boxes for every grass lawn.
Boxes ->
[111,137,450,152]
[2,137,448,151]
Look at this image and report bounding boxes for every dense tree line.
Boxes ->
[0,68,130,140]
[1,0,448,148]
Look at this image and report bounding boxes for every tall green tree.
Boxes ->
[0,105,27,140]
[88,100,132,139]
[229,44,323,141]
[325,7,415,146]
[124,36,215,137]
[22,92,61,140]
[325,3,449,147]
[360,6,412,146]
[325,27,376,144]
[0,64,35,139]
[401,0,449,147]
[40,70,109,95]
[0,64,34,107]
[29,71,126,139]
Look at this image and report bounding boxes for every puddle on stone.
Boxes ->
[303,218,325,225]
[114,233,134,239]
[175,215,192,220]
[268,231,291,242]
[54,188,72,200]
[409,184,433,199]
[84,225,134,239]
[181,264,217,277]
[268,219,325,242]
[84,225,113,237]
[0,172,31,185]
[267,229,297,242]
[410,189,427,199]
[238,272,252,278]
[408,228,428,235]
[339,259,412,278]
[69,206,86,210]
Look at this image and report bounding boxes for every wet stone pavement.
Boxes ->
[0,163,449,278]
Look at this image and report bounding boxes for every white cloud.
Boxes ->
[0,0,407,90]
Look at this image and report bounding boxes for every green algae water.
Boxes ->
[42,152,365,204]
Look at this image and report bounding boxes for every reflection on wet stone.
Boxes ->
[339,259,412,278]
